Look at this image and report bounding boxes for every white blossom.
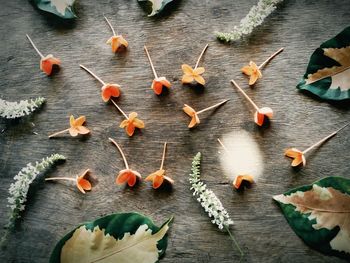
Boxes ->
[0,97,45,119]
[189,152,234,229]
[216,0,284,42]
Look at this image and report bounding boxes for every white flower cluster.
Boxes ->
[216,0,284,42]
[189,152,233,230]
[6,154,66,229]
[0,97,45,119]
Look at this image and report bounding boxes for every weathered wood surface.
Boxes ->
[0,0,350,262]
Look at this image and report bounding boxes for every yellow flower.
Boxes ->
[181,64,205,85]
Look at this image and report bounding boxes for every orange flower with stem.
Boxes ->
[144,45,171,95]
[145,142,174,189]
[231,79,273,126]
[109,138,141,187]
[26,34,61,76]
[80,64,121,102]
[48,115,90,138]
[181,44,208,86]
[45,169,92,194]
[183,99,229,128]
[241,47,284,85]
[285,123,349,167]
[218,138,254,189]
[110,100,145,136]
[104,16,128,53]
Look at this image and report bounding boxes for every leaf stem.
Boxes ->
[303,122,350,154]
[45,177,76,182]
[104,15,116,36]
[109,138,129,169]
[48,128,70,138]
[110,99,129,119]
[224,225,244,262]
[231,79,259,111]
[258,47,284,70]
[195,44,209,69]
[160,142,167,170]
[80,64,106,85]
[26,34,44,58]
[144,45,158,79]
[196,99,229,115]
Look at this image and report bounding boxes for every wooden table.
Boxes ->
[1,0,349,262]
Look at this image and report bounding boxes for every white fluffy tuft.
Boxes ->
[219,130,263,182]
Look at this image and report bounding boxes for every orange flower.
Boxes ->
[48,115,90,138]
[241,48,284,85]
[152,77,171,95]
[233,175,254,189]
[181,64,205,85]
[120,112,145,136]
[145,142,173,189]
[26,34,60,76]
[101,83,121,102]
[285,148,305,167]
[107,35,128,53]
[80,64,121,102]
[45,169,93,194]
[241,61,262,85]
[116,168,142,187]
[183,104,200,128]
[109,138,142,187]
[254,107,273,126]
[183,100,228,128]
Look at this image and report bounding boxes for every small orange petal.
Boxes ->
[152,80,163,95]
[159,77,171,88]
[182,64,193,75]
[127,174,137,187]
[193,67,205,75]
[76,126,90,135]
[291,155,304,167]
[153,175,164,189]
[116,170,130,185]
[194,75,205,85]
[69,127,79,137]
[78,178,92,191]
[241,65,253,76]
[249,73,259,85]
[254,111,265,126]
[285,148,302,158]
[188,115,200,128]
[102,84,120,102]
[73,116,86,127]
[120,119,128,128]
[133,118,145,129]
[182,74,194,84]
[183,104,196,117]
[126,123,135,136]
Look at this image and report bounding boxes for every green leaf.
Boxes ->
[297,26,350,100]
[273,177,350,260]
[32,0,77,19]
[50,212,172,263]
[137,0,175,16]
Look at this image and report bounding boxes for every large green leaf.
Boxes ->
[137,0,175,16]
[273,177,350,259]
[32,0,77,19]
[297,26,350,100]
[50,212,172,263]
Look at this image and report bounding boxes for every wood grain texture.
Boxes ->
[0,0,349,262]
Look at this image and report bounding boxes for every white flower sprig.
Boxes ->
[2,153,66,246]
[216,0,284,42]
[0,97,45,119]
[189,152,243,259]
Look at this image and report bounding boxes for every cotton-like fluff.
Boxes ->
[219,130,263,189]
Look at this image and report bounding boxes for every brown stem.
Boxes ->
[144,45,158,79]
[258,47,284,70]
[110,99,129,119]
[197,99,229,115]
[26,34,44,58]
[80,64,106,85]
[160,142,167,170]
[109,138,129,169]
[230,80,259,111]
[48,128,69,138]
[195,44,209,69]
[45,177,76,182]
[104,15,116,36]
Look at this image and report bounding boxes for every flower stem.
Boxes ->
[48,128,70,138]
[109,138,129,169]
[160,142,167,170]
[194,44,209,69]
[197,99,229,115]
[110,99,129,119]
[217,138,229,152]
[231,80,259,111]
[224,225,244,261]
[80,64,106,85]
[45,177,76,182]
[104,15,116,36]
[144,45,158,79]
[303,122,350,154]
[258,47,284,70]
[26,34,44,58]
